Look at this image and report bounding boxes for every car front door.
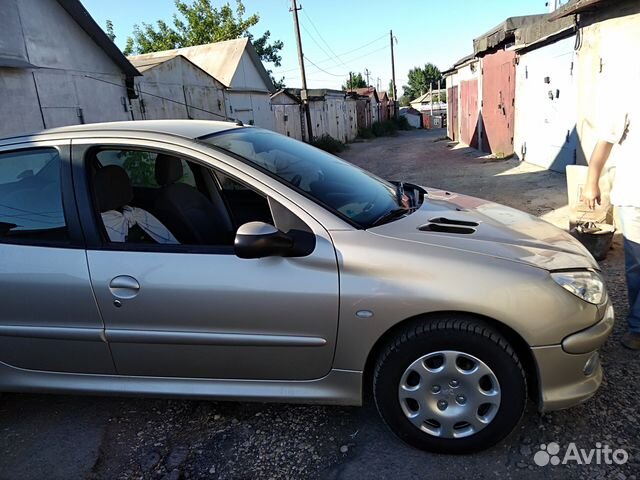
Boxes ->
[72,138,339,381]
[0,141,113,374]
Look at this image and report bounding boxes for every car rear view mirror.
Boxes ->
[234,221,294,259]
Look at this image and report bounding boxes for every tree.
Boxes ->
[402,63,442,101]
[123,0,284,87]
[105,20,116,42]
[342,72,367,91]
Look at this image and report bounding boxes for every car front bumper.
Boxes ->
[533,301,614,411]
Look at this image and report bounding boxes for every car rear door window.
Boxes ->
[0,148,68,243]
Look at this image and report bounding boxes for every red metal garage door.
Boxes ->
[460,78,479,148]
[447,86,458,141]
[481,50,515,155]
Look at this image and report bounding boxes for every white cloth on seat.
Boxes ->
[101,205,179,244]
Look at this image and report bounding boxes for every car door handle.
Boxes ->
[109,275,140,299]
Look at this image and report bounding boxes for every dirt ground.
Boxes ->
[0,129,638,480]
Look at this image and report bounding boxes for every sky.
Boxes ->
[83,0,550,93]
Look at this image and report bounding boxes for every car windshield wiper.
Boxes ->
[368,207,409,228]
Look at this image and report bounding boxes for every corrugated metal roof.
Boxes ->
[353,87,379,102]
[127,38,275,91]
[55,0,140,76]
[548,0,612,19]
[514,14,575,49]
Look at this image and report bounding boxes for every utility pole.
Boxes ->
[291,0,313,142]
[349,72,353,92]
[365,68,371,88]
[390,29,397,115]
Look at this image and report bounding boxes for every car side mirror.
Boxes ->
[234,221,294,259]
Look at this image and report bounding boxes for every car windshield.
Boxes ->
[201,128,403,227]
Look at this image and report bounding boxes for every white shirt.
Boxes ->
[599,96,640,207]
[101,206,179,244]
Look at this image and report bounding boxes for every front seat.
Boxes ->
[94,165,178,244]
[154,154,234,245]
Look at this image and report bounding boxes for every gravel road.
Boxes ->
[0,129,637,480]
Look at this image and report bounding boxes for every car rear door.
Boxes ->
[0,140,113,374]
[72,137,340,381]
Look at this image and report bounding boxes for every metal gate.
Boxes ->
[447,86,459,141]
[460,79,479,148]
[481,49,516,156]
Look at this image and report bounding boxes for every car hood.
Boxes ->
[369,188,598,271]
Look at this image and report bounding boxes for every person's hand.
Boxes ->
[581,183,601,210]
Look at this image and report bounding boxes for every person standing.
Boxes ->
[581,94,640,350]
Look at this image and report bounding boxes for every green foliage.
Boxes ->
[402,63,442,101]
[105,20,116,42]
[343,72,367,91]
[312,135,347,154]
[123,0,284,87]
[358,117,410,139]
[392,115,411,131]
[357,127,375,139]
[388,80,397,100]
[399,95,411,107]
[119,151,157,187]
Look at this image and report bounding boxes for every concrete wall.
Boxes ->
[271,92,359,143]
[131,57,226,122]
[225,50,275,130]
[0,0,130,138]
[514,35,578,172]
[574,2,640,166]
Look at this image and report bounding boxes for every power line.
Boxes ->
[302,44,389,79]
[301,8,347,69]
[303,56,347,77]
[276,33,387,74]
[299,22,338,68]
[83,75,231,121]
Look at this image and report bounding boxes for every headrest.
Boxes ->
[94,165,133,212]
[155,154,183,186]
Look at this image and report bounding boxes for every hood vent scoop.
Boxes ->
[418,217,479,235]
[428,217,479,227]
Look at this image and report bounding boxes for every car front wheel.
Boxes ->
[373,315,527,453]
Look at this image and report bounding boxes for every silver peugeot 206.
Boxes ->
[0,120,613,453]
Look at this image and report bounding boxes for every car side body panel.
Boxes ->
[0,140,113,374]
[328,229,600,372]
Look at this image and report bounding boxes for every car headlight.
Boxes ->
[550,270,605,305]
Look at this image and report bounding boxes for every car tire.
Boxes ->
[373,314,527,453]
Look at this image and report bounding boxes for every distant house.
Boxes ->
[128,54,227,122]
[0,0,139,138]
[410,90,447,115]
[128,38,276,130]
[354,87,380,124]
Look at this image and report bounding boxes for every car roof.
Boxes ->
[0,119,243,145]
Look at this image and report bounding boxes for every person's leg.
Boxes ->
[618,206,640,348]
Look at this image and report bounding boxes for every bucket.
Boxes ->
[570,222,615,261]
